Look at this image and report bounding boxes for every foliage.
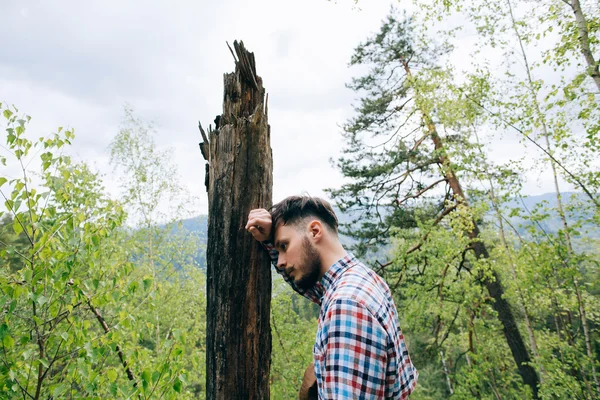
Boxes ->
[0,104,204,399]
[270,278,318,398]
[329,3,600,399]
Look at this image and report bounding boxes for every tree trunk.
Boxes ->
[200,40,273,400]
[440,350,454,395]
[569,0,600,91]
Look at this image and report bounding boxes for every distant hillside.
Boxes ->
[177,192,598,269]
[494,192,598,238]
[170,215,208,269]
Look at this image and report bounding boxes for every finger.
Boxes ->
[245,217,260,229]
[248,208,267,217]
[246,217,270,230]
[245,218,259,230]
[248,212,269,223]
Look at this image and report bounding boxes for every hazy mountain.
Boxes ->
[493,192,598,238]
[177,192,598,269]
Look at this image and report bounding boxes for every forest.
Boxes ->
[1,0,600,398]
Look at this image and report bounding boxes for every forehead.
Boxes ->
[274,223,301,242]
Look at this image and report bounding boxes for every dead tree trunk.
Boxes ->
[199,40,273,400]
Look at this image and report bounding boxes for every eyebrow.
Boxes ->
[274,239,286,250]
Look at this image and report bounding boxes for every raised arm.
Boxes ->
[246,208,321,304]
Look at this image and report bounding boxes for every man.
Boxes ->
[246,195,418,399]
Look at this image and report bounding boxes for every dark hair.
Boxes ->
[271,195,339,235]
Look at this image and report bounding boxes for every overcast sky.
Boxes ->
[0,0,575,216]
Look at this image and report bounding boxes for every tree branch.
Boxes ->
[87,300,137,386]
[463,93,600,209]
[407,203,458,254]
[0,189,33,246]
[397,178,447,206]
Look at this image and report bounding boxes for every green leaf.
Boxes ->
[37,295,48,306]
[128,281,139,294]
[152,371,160,383]
[3,109,13,119]
[107,369,117,382]
[0,177,6,187]
[13,218,23,236]
[53,383,69,397]
[22,349,33,360]
[24,269,32,282]
[141,369,151,391]
[3,335,14,349]
[143,278,153,291]
[173,377,182,393]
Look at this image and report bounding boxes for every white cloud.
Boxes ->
[0,0,581,219]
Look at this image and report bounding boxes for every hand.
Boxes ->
[245,208,272,242]
[299,362,317,400]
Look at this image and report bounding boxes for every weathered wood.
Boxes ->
[200,40,273,399]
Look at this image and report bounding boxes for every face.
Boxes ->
[274,223,322,291]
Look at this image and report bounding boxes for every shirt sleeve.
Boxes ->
[315,298,388,399]
[260,241,322,304]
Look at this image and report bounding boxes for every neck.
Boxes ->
[318,239,348,280]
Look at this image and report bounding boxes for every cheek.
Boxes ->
[290,248,302,265]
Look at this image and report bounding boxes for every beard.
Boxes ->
[295,235,322,291]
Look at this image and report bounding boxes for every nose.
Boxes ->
[277,253,286,269]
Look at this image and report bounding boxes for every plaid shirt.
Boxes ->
[263,243,418,399]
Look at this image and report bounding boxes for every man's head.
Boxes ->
[270,196,339,290]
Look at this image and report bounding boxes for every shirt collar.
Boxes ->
[316,252,359,295]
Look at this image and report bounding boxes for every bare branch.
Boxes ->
[198,122,209,161]
[375,260,393,275]
[463,93,600,209]
[0,239,32,264]
[397,178,447,206]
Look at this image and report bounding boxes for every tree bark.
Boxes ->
[568,0,600,91]
[200,40,273,400]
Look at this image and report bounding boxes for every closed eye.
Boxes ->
[275,239,289,252]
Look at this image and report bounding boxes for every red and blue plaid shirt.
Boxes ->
[264,243,418,399]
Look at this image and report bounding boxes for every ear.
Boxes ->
[307,220,324,242]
